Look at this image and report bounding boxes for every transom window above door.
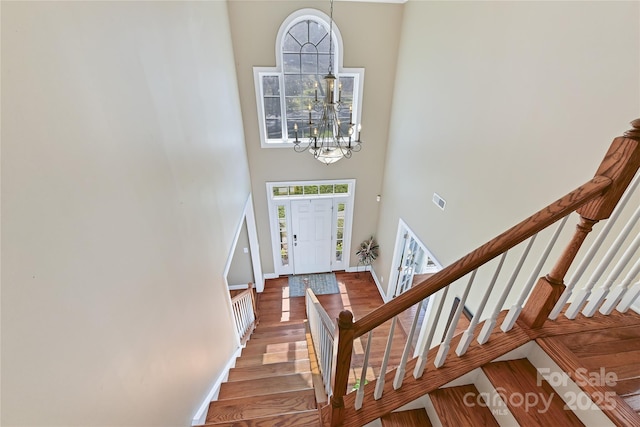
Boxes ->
[253,9,364,147]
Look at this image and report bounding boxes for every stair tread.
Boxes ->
[234,348,311,368]
[430,384,499,427]
[560,325,640,349]
[380,408,432,427]
[247,329,307,342]
[483,359,584,426]
[240,340,308,356]
[227,359,311,382]
[202,409,320,426]
[566,336,640,358]
[205,389,316,423]
[218,372,314,399]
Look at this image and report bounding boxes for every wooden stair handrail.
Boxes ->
[328,120,640,427]
[351,120,640,337]
[352,176,610,337]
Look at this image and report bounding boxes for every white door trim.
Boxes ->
[266,179,356,277]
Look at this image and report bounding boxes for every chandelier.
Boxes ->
[292,0,362,165]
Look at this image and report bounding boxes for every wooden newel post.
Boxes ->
[520,217,597,328]
[330,310,355,427]
[248,282,259,326]
[521,119,640,329]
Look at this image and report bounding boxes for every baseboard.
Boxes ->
[263,272,278,280]
[228,283,249,291]
[191,346,242,426]
[368,265,389,303]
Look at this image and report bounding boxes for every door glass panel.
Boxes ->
[336,203,345,262]
[277,205,289,267]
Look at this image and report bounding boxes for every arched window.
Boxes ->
[254,9,364,147]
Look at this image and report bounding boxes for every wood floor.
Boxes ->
[258,271,410,390]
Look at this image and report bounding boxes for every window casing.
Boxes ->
[254,9,364,147]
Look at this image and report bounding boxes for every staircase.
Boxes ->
[198,120,640,427]
[202,282,322,426]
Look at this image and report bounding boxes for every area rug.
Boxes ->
[288,273,339,297]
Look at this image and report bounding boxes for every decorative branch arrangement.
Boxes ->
[356,236,379,266]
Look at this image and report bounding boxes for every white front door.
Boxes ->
[291,199,333,274]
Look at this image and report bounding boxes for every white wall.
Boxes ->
[1,2,251,426]
[374,0,640,296]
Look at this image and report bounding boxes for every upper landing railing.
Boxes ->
[322,119,640,427]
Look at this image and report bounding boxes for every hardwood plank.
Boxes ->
[612,377,640,397]
[218,373,313,400]
[560,325,640,347]
[240,340,308,356]
[206,389,316,423]
[531,309,640,339]
[567,336,640,357]
[537,336,640,426]
[482,359,584,426]
[430,384,498,427]
[234,349,311,368]
[227,359,311,382]
[581,350,640,371]
[380,408,433,427]
[202,409,321,426]
[247,325,304,343]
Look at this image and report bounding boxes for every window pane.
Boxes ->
[262,75,280,96]
[303,185,318,194]
[289,185,304,195]
[288,21,309,45]
[284,75,303,97]
[301,53,318,74]
[274,187,289,197]
[264,96,281,116]
[317,35,331,54]
[266,119,282,139]
[339,76,354,96]
[281,244,289,266]
[283,53,300,73]
[303,75,320,98]
[318,54,331,75]
[278,205,285,218]
[337,218,344,228]
[337,203,345,212]
[283,33,301,53]
[335,184,349,193]
[319,185,334,194]
[309,21,328,45]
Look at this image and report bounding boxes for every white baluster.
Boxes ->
[566,205,640,319]
[355,332,373,410]
[582,232,640,317]
[617,281,640,312]
[435,273,474,366]
[600,257,640,315]
[479,236,536,344]
[551,174,639,319]
[374,316,397,400]
[502,216,569,331]
[413,286,450,379]
[456,252,507,357]
[394,300,424,389]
